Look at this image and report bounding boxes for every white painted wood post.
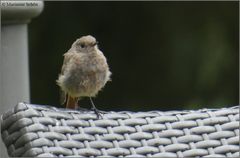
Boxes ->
[0,1,44,157]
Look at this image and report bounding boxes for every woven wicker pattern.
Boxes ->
[1,103,239,157]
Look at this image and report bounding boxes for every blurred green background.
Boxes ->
[28,1,239,111]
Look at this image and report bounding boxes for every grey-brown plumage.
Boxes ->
[56,35,111,110]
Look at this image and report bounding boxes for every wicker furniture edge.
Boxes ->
[1,103,239,157]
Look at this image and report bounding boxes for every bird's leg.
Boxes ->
[89,97,106,119]
[66,96,78,109]
[89,97,101,118]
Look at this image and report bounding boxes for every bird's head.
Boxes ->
[73,35,98,53]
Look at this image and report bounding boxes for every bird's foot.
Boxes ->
[89,97,107,119]
[91,107,107,119]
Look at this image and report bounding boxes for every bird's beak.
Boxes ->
[93,41,98,46]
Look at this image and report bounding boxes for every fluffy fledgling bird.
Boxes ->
[56,35,111,115]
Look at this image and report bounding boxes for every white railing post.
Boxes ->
[0,1,44,157]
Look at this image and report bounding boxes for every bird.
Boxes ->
[56,35,111,117]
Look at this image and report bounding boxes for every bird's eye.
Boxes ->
[80,44,85,48]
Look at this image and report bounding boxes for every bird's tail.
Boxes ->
[66,95,78,109]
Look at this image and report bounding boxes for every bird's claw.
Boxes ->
[91,108,107,119]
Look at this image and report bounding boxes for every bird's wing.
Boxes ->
[61,52,74,75]
[59,52,74,105]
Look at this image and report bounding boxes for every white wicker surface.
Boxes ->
[1,103,239,157]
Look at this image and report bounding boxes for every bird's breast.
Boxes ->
[62,52,110,97]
